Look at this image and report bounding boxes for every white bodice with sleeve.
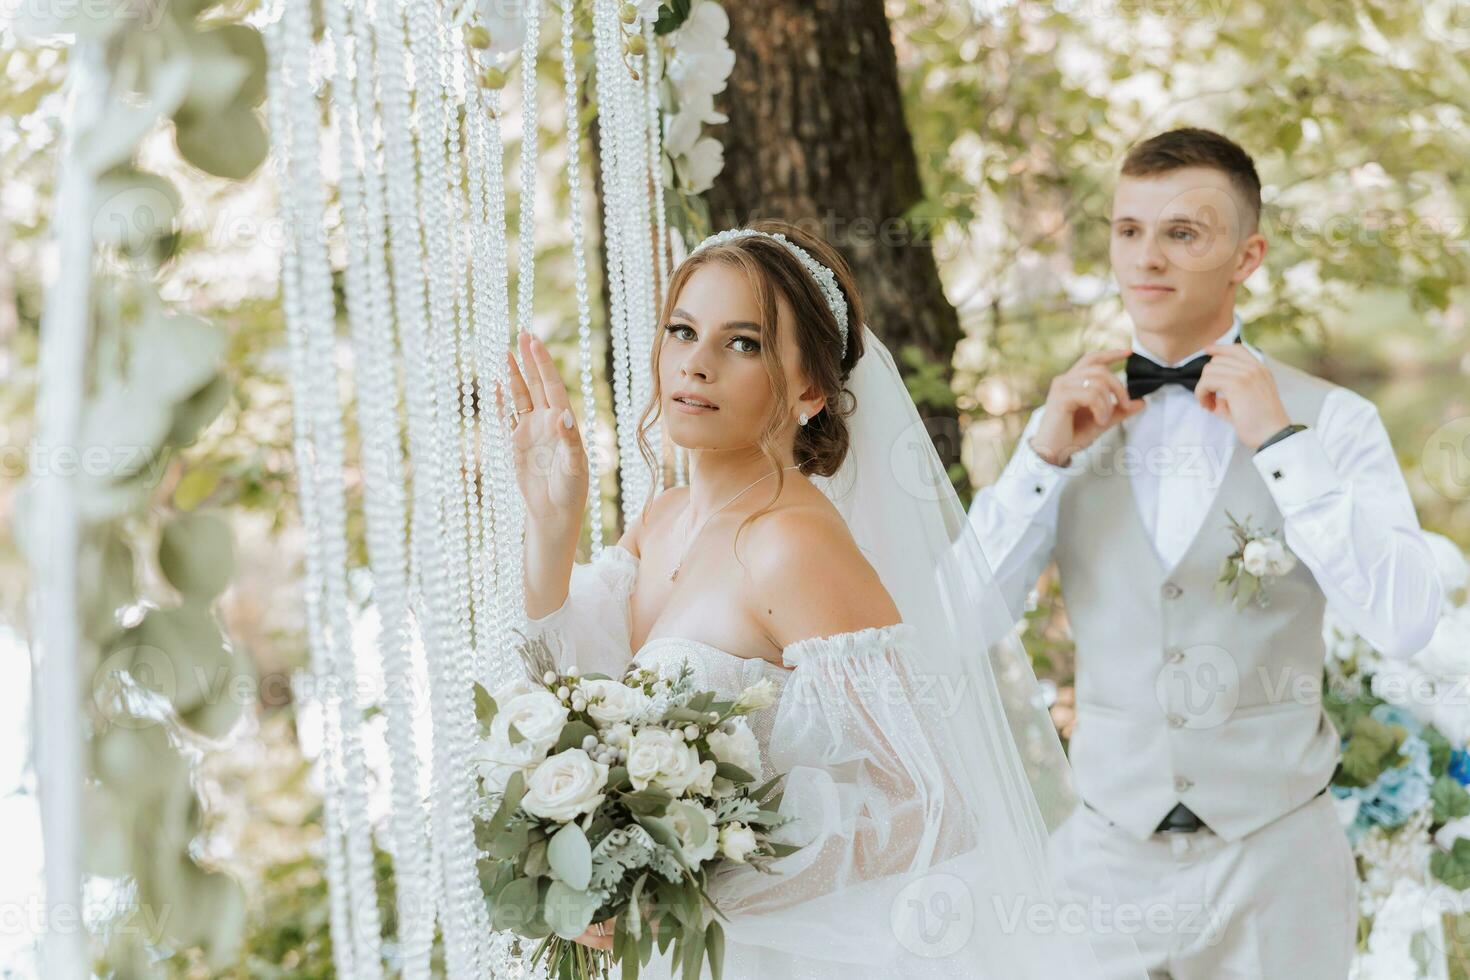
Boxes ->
[520,544,1089,978]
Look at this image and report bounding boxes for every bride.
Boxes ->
[501,220,1138,977]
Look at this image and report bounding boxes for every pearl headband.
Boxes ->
[689,228,850,360]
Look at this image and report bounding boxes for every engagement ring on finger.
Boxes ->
[595,923,604,936]
[1081,378,1092,389]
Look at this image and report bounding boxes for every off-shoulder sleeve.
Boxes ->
[523,544,638,678]
[707,623,988,966]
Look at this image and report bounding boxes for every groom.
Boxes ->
[967,128,1444,978]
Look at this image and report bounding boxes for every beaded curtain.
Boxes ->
[266,0,669,975]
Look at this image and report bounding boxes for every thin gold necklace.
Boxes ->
[670,465,801,581]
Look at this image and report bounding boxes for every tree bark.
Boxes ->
[704,0,966,485]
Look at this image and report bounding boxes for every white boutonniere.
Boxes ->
[1216,510,1297,610]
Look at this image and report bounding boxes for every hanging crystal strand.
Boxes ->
[464,79,519,688]
[642,18,670,496]
[643,20,670,327]
[513,0,542,340]
[592,0,641,524]
[266,13,362,980]
[332,0,438,970]
[562,0,605,556]
[403,0,493,973]
[613,14,657,515]
[446,51,489,687]
[373,0,484,975]
[468,73,527,691]
[277,0,388,974]
[621,20,658,499]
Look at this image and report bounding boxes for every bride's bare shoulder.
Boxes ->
[741,494,901,647]
[615,485,688,559]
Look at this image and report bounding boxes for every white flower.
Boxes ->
[1414,606,1470,678]
[668,801,719,864]
[706,717,762,781]
[470,731,538,794]
[718,822,758,863]
[473,688,569,792]
[521,748,609,823]
[626,727,703,795]
[473,0,527,57]
[1240,539,1270,576]
[689,758,717,797]
[673,136,724,194]
[581,678,650,728]
[1435,815,1470,852]
[663,89,727,157]
[495,690,570,756]
[735,678,778,712]
[1261,538,1296,576]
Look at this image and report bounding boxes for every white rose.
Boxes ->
[1241,539,1272,576]
[718,822,758,864]
[581,678,650,728]
[1415,607,1470,678]
[470,730,539,794]
[1261,538,1295,577]
[734,678,778,712]
[688,759,717,798]
[707,717,762,781]
[521,748,609,823]
[668,801,719,865]
[495,690,570,757]
[626,727,703,795]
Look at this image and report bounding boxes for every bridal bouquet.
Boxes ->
[470,638,798,980]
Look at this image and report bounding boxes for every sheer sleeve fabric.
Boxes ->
[523,544,638,679]
[708,623,1000,967]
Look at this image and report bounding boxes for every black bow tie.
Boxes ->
[1124,332,1243,400]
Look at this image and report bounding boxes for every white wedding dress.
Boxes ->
[524,543,1112,979]
[521,324,1141,979]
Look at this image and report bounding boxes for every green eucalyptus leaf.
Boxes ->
[92,167,181,261]
[547,822,592,891]
[131,311,227,403]
[159,511,235,599]
[116,604,233,715]
[490,875,541,933]
[544,880,600,940]
[167,374,232,447]
[174,102,269,180]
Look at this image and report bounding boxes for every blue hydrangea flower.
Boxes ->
[1449,749,1470,786]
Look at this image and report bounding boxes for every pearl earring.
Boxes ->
[798,411,809,426]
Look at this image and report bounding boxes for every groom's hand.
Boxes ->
[1030,349,1145,467]
[1196,344,1292,449]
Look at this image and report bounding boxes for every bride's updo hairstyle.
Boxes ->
[635,219,866,511]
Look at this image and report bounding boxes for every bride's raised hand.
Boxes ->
[499,330,589,534]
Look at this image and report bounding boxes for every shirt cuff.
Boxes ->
[1252,428,1342,510]
[992,435,1084,517]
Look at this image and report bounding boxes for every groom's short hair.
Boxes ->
[1121,128,1262,231]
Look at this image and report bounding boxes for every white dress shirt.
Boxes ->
[967,312,1443,659]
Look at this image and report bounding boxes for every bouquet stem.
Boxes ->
[532,936,614,980]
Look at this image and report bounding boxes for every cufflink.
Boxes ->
[1271,469,1283,481]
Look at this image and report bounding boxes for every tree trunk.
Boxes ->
[704,0,966,489]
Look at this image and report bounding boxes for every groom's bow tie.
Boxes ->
[1124,332,1244,400]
